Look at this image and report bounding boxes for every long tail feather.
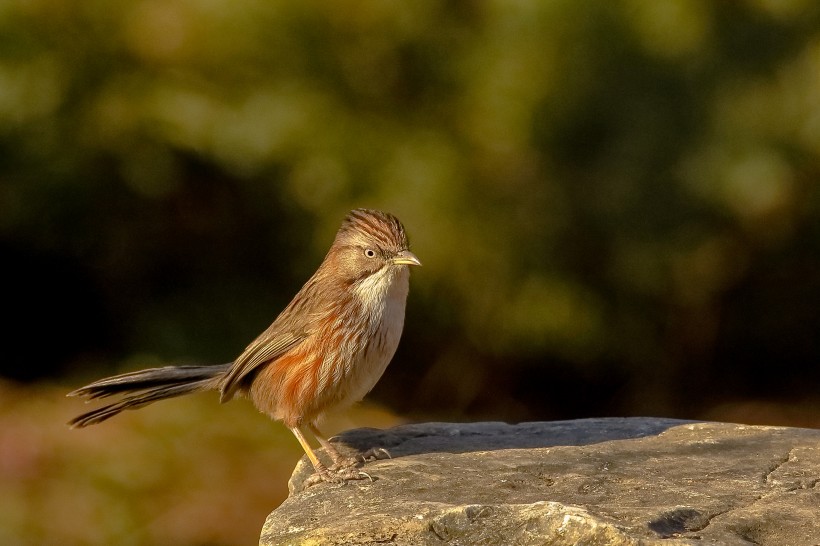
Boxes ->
[67,363,231,428]
[68,365,230,400]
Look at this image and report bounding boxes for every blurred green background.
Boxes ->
[3,0,820,544]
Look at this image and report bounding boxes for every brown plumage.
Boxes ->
[68,209,420,484]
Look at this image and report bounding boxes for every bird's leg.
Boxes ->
[309,424,391,470]
[291,426,372,487]
[312,429,349,467]
[290,426,329,474]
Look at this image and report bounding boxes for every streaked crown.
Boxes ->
[337,209,409,251]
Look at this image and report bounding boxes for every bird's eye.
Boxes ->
[364,248,377,258]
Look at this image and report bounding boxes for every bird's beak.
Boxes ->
[392,250,421,267]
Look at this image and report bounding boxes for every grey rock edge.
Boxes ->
[260,418,820,546]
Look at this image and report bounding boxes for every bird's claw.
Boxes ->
[303,444,391,487]
[358,447,392,463]
[304,466,373,488]
[326,447,391,470]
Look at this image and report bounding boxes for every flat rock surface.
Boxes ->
[260,418,820,545]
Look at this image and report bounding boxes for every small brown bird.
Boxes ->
[68,209,420,485]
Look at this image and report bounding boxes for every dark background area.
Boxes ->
[2,1,820,544]
[4,0,819,423]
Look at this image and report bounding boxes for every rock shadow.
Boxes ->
[332,417,696,459]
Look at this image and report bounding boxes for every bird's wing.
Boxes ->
[218,328,307,402]
[219,270,331,402]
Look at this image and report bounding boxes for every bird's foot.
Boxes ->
[304,465,373,488]
[329,447,392,470]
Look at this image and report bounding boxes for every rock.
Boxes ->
[260,418,820,546]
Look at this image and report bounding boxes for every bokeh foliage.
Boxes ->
[3,0,820,544]
[3,0,820,417]
[4,0,820,411]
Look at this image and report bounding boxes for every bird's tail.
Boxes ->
[67,363,232,428]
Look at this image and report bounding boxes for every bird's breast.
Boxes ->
[333,267,410,409]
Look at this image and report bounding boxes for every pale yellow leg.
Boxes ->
[308,423,391,468]
[298,425,375,487]
[309,424,345,464]
[290,426,327,472]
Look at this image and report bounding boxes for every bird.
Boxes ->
[68,208,421,485]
